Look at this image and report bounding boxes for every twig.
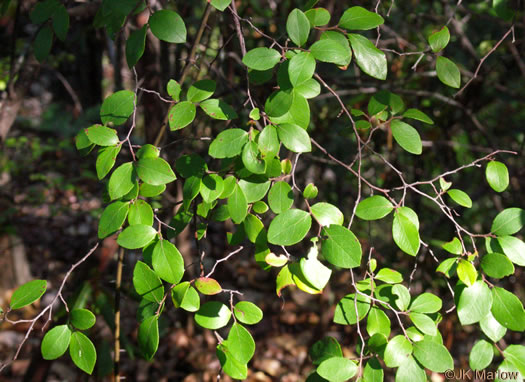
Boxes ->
[205,247,244,278]
[114,247,125,382]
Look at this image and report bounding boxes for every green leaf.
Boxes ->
[216,344,248,380]
[71,309,96,330]
[491,287,525,331]
[86,125,119,146]
[503,345,525,375]
[442,237,462,254]
[118,224,156,249]
[98,201,129,239]
[384,335,412,367]
[195,277,222,295]
[409,293,442,313]
[108,162,136,200]
[317,357,357,382]
[138,316,159,360]
[200,174,224,203]
[242,141,266,174]
[392,284,411,311]
[195,301,232,330]
[30,0,58,24]
[367,307,391,337]
[286,9,310,47]
[185,80,216,103]
[334,293,370,325]
[481,253,515,278]
[252,201,269,214]
[392,211,420,256]
[289,52,316,86]
[310,39,351,66]
[303,183,318,199]
[436,56,461,88]
[498,236,525,266]
[133,261,164,303]
[100,90,134,126]
[277,123,311,153]
[52,5,69,41]
[34,25,53,62]
[375,268,403,284]
[168,101,196,130]
[233,301,263,325]
[295,78,321,99]
[242,47,281,71]
[276,265,295,296]
[311,202,344,226]
[126,25,147,68]
[41,325,71,360]
[243,213,264,243]
[363,358,384,382]
[10,280,47,310]
[321,225,362,268]
[390,120,422,155]
[305,8,330,27]
[409,312,436,335]
[75,129,94,152]
[469,339,494,370]
[152,239,184,284]
[355,195,394,220]
[309,337,343,366]
[447,189,472,208]
[486,161,509,192]
[209,129,248,158]
[339,6,384,30]
[267,209,312,246]
[480,311,507,342]
[210,0,232,11]
[225,323,255,363]
[135,157,176,186]
[171,282,200,312]
[268,181,294,214]
[457,280,492,325]
[496,360,524,382]
[440,177,452,192]
[258,125,280,157]
[176,154,207,178]
[457,259,477,286]
[238,178,271,203]
[69,331,96,374]
[228,184,248,224]
[149,10,186,43]
[428,26,450,53]
[402,108,434,124]
[96,145,121,180]
[491,208,524,236]
[167,79,181,102]
[413,339,453,372]
[128,200,153,226]
[300,251,332,290]
[348,33,387,80]
[265,90,293,118]
[396,356,426,382]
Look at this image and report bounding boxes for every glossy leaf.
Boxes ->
[390,120,422,155]
[392,211,420,256]
[321,225,362,268]
[409,312,437,335]
[10,279,47,310]
[41,325,71,360]
[413,339,453,372]
[367,307,391,337]
[216,344,248,380]
[498,236,525,266]
[242,47,281,71]
[375,268,403,284]
[348,33,387,80]
[428,26,450,53]
[96,145,121,180]
[234,301,263,325]
[436,56,460,88]
[171,282,200,312]
[491,208,524,236]
[100,90,134,126]
[480,311,507,342]
[86,125,119,146]
[128,200,153,226]
[469,339,494,370]
[503,345,525,375]
[108,162,136,200]
[225,323,255,364]
[410,293,442,313]
[242,141,266,174]
[277,123,312,153]
[339,6,384,30]
[457,259,477,286]
[149,10,186,43]
[138,316,159,360]
[334,293,370,325]
[209,129,248,158]
[384,335,412,367]
[305,8,330,27]
[402,108,434,124]
[187,79,216,102]
[268,181,294,214]
[268,209,311,246]
[289,52,316,86]
[210,0,232,11]
[447,189,472,208]
[442,237,462,254]
[228,184,248,224]
[195,301,232,330]
[286,9,310,47]
[136,157,176,186]
[457,280,492,325]
[309,336,343,366]
[98,201,129,239]
[355,195,394,220]
[310,39,351,66]
[491,287,525,331]
[311,202,344,226]
[317,357,357,382]
[481,253,514,278]
[118,224,156,249]
[152,239,184,284]
[69,332,96,374]
[71,309,96,330]
[126,25,147,68]
[195,277,222,295]
[486,161,509,192]
[133,261,164,303]
[168,101,196,130]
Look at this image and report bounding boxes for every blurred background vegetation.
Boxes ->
[0,0,523,380]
